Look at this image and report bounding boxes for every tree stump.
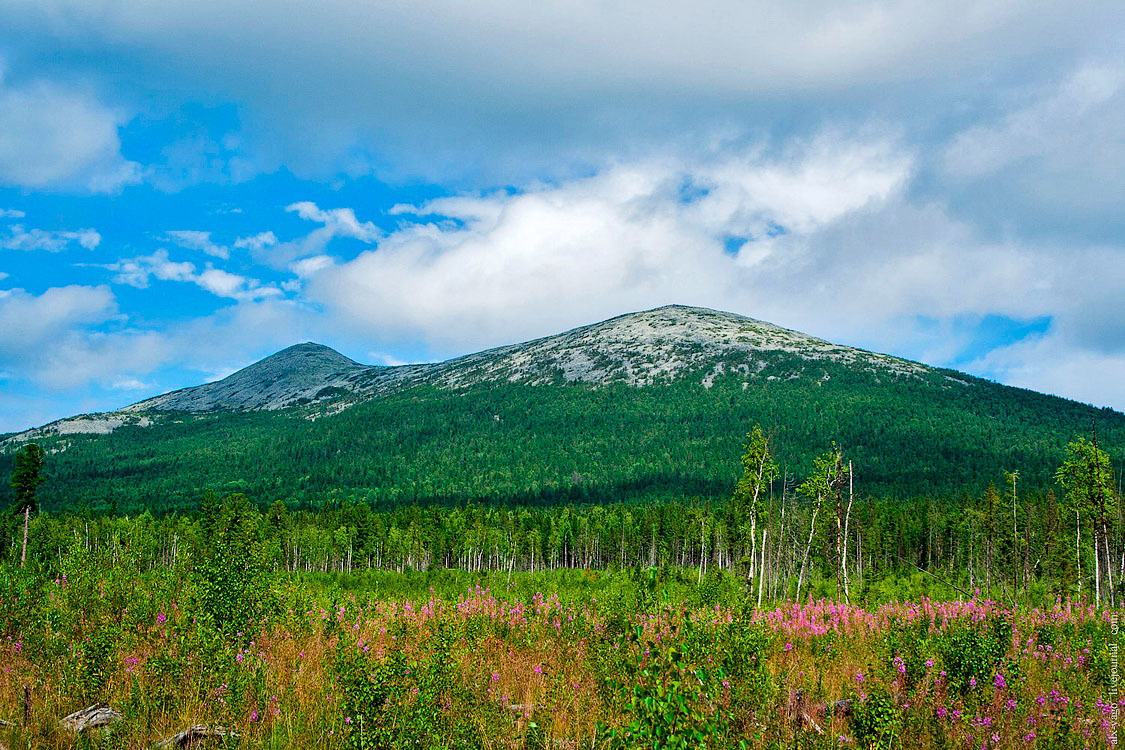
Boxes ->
[58,703,123,733]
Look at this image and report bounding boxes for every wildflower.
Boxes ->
[993,673,1006,689]
[784,642,793,651]
[250,710,259,722]
[156,612,166,625]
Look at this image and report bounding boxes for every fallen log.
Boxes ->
[154,725,238,748]
[59,703,122,733]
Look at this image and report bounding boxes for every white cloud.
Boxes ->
[103,249,281,302]
[245,202,381,270]
[0,208,24,218]
[0,224,101,252]
[233,230,277,251]
[167,229,229,259]
[0,72,141,192]
[0,285,118,358]
[290,254,333,278]
[286,202,381,242]
[308,137,913,348]
[105,249,195,288]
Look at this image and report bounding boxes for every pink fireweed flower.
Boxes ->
[156,612,166,625]
[993,673,1006,689]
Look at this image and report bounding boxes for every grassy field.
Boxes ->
[0,557,1118,749]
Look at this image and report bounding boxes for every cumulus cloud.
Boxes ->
[104,250,195,287]
[103,249,281,302]
[305,137,913,347]
[0,285,118,359]
[0,208,25,218]
[286,202,381,242]
[0,224,101,252]
[0,72,141,192]
[248,202,381,270]
[233,231,277,251]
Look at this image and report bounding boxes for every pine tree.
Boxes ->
[10,443,46,567]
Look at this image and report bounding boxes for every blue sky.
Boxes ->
[1,0,1124,432]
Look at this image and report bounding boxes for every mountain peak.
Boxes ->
[129,341,365,412]
[255,342,358,368]
[432,304,928,388]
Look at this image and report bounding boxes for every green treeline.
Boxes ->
[2,369,1122,516]
[6,477,1119,607]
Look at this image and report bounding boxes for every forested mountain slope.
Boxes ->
[2,306,1121,514]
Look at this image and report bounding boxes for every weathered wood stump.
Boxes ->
[154,725,238,748]
[58,703,123,733]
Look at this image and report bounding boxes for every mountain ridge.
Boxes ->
[117,304,936,416]
[5,304,1114,445]
[2,304,1122,511]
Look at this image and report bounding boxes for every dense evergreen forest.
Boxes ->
[2,365,1123,516]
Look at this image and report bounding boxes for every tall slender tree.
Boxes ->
[10,442,46,567]
[1056,436,1116,607]
[731,426,778,587]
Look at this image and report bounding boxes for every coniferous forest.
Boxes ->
[2,383,1123,746]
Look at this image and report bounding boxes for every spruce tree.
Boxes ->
[10,442,45,567]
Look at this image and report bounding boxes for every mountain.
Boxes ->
[2,305,1122,513]
[126,305,930,413]
[129,342,369,412]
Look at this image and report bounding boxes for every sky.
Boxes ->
[1,0,1124,433]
